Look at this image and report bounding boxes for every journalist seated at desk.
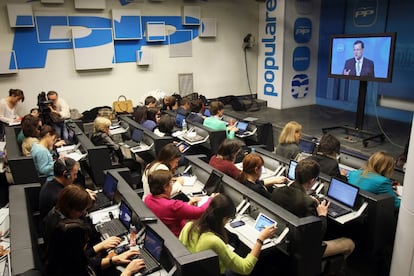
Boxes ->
[179,194,276,275]
[21,114,42,156]
[275,121,302,160]
[237,153,287,199]
[31,125,65,182]
[144,170,214,237]
[348,151,401,208]
[91,116,123,163]
[39,157,94,221]
[271,159,355,258]
[203,101,238,139]
[142,143,184,200]
[44,185,143,276]
[209,139,244,179]
[91,116,141,175]
[306,133,345,180]
[154,114,175,137]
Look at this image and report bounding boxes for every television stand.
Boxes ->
[321,81,385,147]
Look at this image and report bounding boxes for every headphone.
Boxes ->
[55,158,72,179]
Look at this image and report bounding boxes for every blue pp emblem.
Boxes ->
[292,47,310,71]
[291,74,309,99]
[353,0,377,27]
[294,18,312,43]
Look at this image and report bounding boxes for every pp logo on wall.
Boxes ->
[291,74,309,99]
[293,18,312,43]
[353,0,378,27]
[292,46,310,71]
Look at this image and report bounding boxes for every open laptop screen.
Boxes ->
[299,139,316,154]
[287,160,297,180]
[103,173,118,200]
[144,227,164,262]
[327,178,359,208]
[119,201,132,229]
[203,170,224,195]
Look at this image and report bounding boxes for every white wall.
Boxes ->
[0,0,259,114]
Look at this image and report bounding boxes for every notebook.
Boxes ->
[138,226,164,275]
[324,177,359,218]
[96,201,132,238]
[123,128,143,148]
[236,213,276,244]
[203,170,224,195]
[287,160,298,185]
[299,139,316,155]
[89,173,118,212]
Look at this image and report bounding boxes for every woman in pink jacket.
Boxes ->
[144,170,215,237]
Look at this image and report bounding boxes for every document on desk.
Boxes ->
[109,127,128,135]
[89,205,120,225]
[65,151,87,161]
[56,143,80,153]
[182,175,197,187]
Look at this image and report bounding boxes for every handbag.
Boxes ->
[113,95,133,114]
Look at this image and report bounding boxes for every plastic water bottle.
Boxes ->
[129,225,137,246]
[182,119,187,132]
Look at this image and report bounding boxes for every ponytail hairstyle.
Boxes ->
[187,194,236,243]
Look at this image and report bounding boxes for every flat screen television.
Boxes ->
[328,32,396,82]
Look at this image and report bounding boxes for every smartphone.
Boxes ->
[189,191,206,197]
[230,220,245,228]
[114,244,130,254]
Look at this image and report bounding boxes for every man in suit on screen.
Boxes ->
[343,40,375,77]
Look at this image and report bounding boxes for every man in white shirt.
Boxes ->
[47,91,71,141]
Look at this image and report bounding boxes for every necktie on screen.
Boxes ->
[356,60,361,76]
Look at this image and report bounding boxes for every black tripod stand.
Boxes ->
[322,81,385,147]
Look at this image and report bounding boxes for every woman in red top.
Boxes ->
[144,170,216,237]
[209,139,244,179]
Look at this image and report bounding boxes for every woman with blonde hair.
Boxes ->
[275,121,302,160]
[91,116,123,163]
[348,151,400,208]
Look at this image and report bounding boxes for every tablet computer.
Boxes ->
[177,141,191,153]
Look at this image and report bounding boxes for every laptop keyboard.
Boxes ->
[139,249,160,275]
[328,202,351,218]
[124,140,140,148]
[97,220,127,237]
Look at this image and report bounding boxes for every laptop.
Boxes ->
[96,201,132,238]
[203,170,224,195]
[286,160,298,185]
[176,113,187,128]
[123,128,143,148]
[236,213,276,244]
[89,173,118,212]
[299,139,316,155]
[138,226,164,275]
[323,177,360,218]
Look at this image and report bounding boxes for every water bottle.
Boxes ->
[129,225,137,246]
[182,119,187,132]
